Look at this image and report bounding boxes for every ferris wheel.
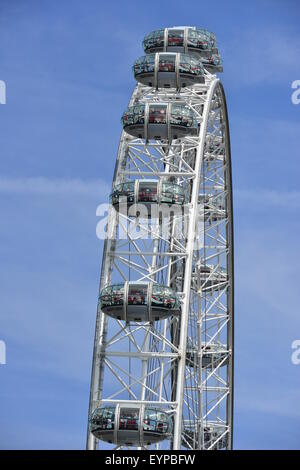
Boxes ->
[87,26,234,451]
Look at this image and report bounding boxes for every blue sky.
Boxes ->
[0,0,300,449]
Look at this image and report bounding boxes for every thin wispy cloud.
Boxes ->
[224,26,300,85]
[0,177,111,197]
[236,188,300,210]
[1,176,299,211]
[236,387,300,419]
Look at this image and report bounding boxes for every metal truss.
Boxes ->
[87,71,234,450]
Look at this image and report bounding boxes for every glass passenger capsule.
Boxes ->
[122,102,198,140]
[201,53,223,73]
[186,342,229,368]
[110,179,186,209]
[198,29,218,53]
[90,404,172,446]
[196,263,228,291]
[198,194,226,221]
[205,135,224,160]
[143,27,216,57]
[133,52,205,88]
[99,281,181,322]
[183,424,228,449]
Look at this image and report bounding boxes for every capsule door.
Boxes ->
[147,104,168,140]
[117,407,140,445]
[157,54,176,88]
[167,29,184,52]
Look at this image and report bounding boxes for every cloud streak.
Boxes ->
[224,25,300,86]
[0,176,111,197]
[1,176,300,210]
[236,188,300,210]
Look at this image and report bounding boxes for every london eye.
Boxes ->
[87,26,234,450]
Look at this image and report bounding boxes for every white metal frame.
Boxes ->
[87,69,234,450]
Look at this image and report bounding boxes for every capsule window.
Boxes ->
[119,408,140,431]
[138,182,158,203]
[187,29,209,49]
[128,285,147,306]
[111,181,135,205]
[132,105,145,125]
[199,29,216,48]
[158,54,175,72]
[168,29,184,47]
[203,54,222,68]
[111,284,124,305]
[122,181,135,194]
[179,54,203,76]
[143,408,170,434]
[152,285,176,309]
[179,56,192,74]
[100,286,113,307]
[123,105,142,126]
[170,105,195,128]
[91,407,115,431]
[148,105,167,124]
[134,54,155,75]
[161,182,185,205]
[143,30,164,50]
[100,285,125,308]
[120,182,135,204]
